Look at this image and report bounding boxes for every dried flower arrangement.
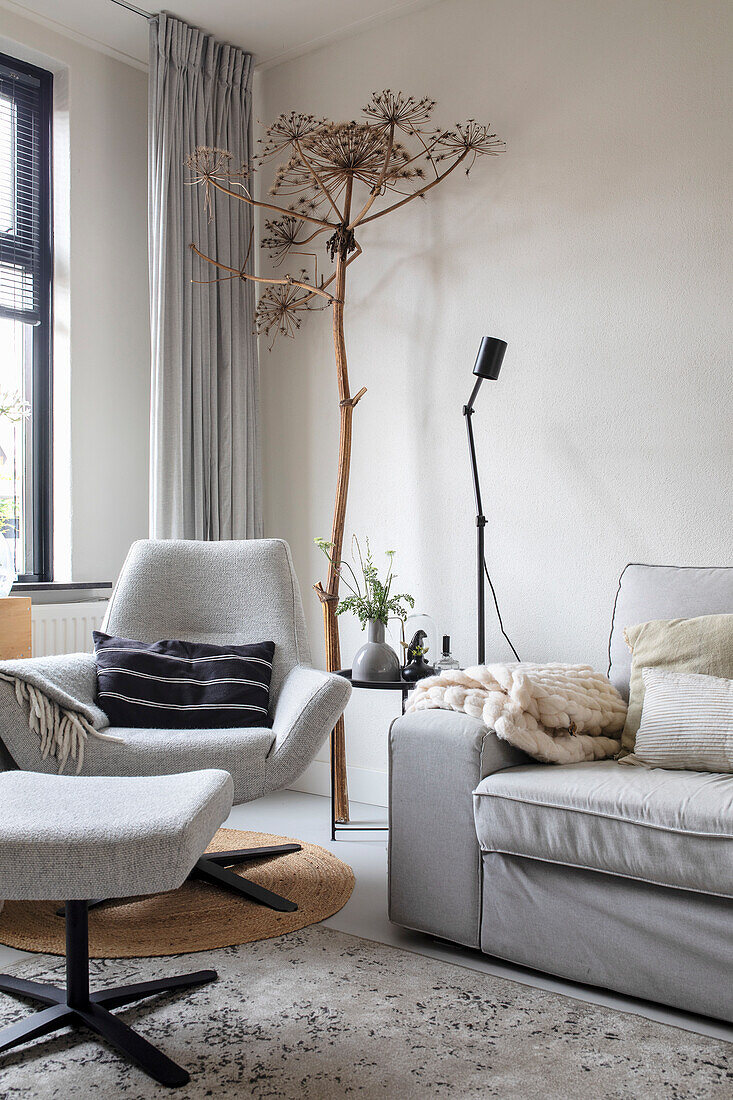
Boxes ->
[188,91,504,819]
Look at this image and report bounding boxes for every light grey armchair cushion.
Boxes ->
[0,769,233,900]
[104,538,311,702]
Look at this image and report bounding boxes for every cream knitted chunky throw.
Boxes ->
[407,664,627,764]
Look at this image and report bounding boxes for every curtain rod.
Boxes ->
[109,0,154,19]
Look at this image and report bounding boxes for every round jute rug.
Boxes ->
[0,829,354,959]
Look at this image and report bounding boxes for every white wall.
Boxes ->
[0,6,149,585]
[257,0,733,805]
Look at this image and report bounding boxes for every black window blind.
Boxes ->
[0,52,53,583]
[0,56,50,324]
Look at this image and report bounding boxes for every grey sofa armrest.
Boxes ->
[266,665,351,792]
[389,709,530,948]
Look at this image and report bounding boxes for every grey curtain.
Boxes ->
[148,13,262,540]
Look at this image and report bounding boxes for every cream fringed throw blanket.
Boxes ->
[0,653,120,774]
[407,664,627,763]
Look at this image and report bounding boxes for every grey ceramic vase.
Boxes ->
[352,620,401,682]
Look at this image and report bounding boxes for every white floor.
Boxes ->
[1,789,731,1045]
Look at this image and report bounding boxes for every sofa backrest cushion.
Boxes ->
[608,564,733,701]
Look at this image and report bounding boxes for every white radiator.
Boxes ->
[31,601,109,657]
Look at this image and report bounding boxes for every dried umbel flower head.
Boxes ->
[309,122,411,185]
[270,153,321,208]
[186,145,249,217]
[434,121,505,172]
[261,216,306,264]
[185,145,233,179]
[254,281,321,349]
[362,90,436,134]
[271,121,415,208]
[257,112,327,160]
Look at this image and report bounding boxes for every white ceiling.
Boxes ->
[1,0,440,70]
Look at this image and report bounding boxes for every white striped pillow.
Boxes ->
[624,668,733,773]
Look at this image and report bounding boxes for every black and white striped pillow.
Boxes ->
[93,632,275,729]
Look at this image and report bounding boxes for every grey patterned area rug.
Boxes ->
[0,926,729,1098]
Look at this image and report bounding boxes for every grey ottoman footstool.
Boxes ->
[0,769,234,1088]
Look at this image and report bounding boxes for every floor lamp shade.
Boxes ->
[473,337,507,381]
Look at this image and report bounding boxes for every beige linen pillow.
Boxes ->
[622,668,733,772]
[621,613,733,752]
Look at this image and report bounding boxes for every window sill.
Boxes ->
[11,581,112,593]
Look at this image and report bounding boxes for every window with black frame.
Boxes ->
[0,52,53,583]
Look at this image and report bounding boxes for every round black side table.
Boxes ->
[330,669,417,840]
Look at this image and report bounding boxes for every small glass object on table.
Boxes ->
[330,669,417,840]
[436,635,460,671]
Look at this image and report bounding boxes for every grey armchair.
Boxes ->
[0,539,351,910]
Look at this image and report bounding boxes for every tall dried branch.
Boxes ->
[188,243,335,303]
[188,92,504,824]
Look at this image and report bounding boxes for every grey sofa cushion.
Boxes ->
[0,769,233,900]
[474,759,733,898]
[608,564,733,701]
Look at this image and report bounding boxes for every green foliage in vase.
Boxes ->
[315,535,414,629]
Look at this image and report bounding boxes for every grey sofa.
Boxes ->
[0,539,351,805]
[389,564,733,1022]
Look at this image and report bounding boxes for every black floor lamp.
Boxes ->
[463,337,520,665]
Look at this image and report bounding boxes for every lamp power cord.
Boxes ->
[483,558,521,662]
